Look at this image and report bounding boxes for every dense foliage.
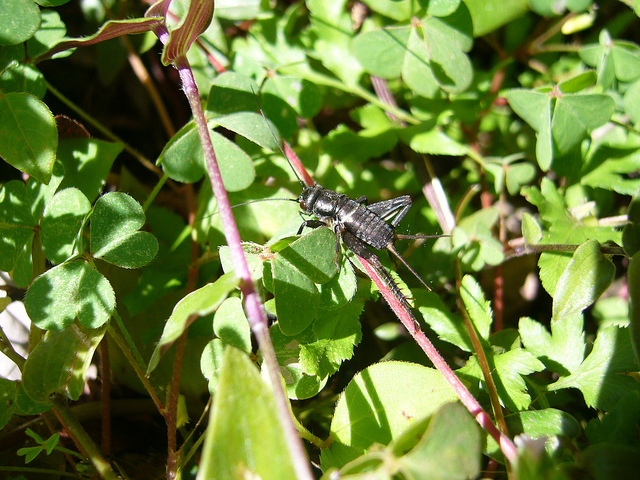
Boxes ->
[0,0,639,479]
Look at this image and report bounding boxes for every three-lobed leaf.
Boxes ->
[91,191,159,268]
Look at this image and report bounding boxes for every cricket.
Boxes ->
[254,100,447,328]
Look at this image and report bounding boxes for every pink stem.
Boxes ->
[358,254,517,464]
[169,54,314,480]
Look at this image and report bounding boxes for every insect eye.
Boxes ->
[300,201,307,210]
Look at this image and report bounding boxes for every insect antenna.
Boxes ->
[395,233,450,240]
[199,197,298,220]
[253,90,311,189]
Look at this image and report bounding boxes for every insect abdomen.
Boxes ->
[338,202,394,250]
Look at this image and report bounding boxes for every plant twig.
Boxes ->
[358,255,518,464]
[171,47,315,480]
[51,395,121,480]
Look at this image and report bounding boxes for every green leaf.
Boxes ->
[0,180,37,286]
[214,0,271,20]
[14,382,51,415]
[459,274,492,341]
[581,145,640,196]
[272,254,320,336]
[330,361,458,449]
[398,402,481,480]
[623,193,640,258]
[213,297,251,353]
[0,92,57,184]
[22,323,107,402]
[362,0,425,21]
[24,260,116,330]
[272,228,340,335]
[353,11,473,96]
[0,62,46,98]
[551,94,615,155]
[519,315,586,375]
[503,409,580,455]
[40,188,91,264]
[318,255,357,310]
[452,208,504,270]
[26,9,66,59]
[307,0,363,86]
[580,38,640,83]
[196,347,297,480]
[299,300,363,378]
[582,444,640,480]
[523,179,621,296]
[262,76,324,119]
[147,272,239,375]
[323,123,398,163]
[351,26,410,79]
[0,0,41,46]
[623,79,640,125]
[415,289,471,351]
[0,378,17,430]
[200,338,225,394]
[459,345,545,411]
[552,240,615,321]
[630,251,640,364]
[585,391,640,445]
[400,125,468,155]
[196,184,299,246]
[281,227,338,284]
[160,123,255,190]
[486,408,580,462]
[549,325,640,410]
[521,212,543,245]
[57,138,123,202]
[271,324,329,400]
[558,70,597,93]
[91,192,159,268]
[465,0,528,36]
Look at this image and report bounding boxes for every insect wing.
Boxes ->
[366,196,412,225]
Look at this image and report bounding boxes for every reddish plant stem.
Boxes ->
[175,59,314,480]
[358,256,517,464]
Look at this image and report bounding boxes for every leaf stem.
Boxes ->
[50,395,121,480]
[106,323,165,414]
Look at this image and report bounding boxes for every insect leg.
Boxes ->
[342,231,421,333]
[386,243,432,292]
[296,219,325,235]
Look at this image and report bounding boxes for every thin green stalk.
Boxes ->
[106,324,165,415]
[142,173,169,213]
[0,325,25,370]
[51,396,121,480]
[279,66,420,125]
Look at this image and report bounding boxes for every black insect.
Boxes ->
[296,182,439,292]
[257,105,445,329]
